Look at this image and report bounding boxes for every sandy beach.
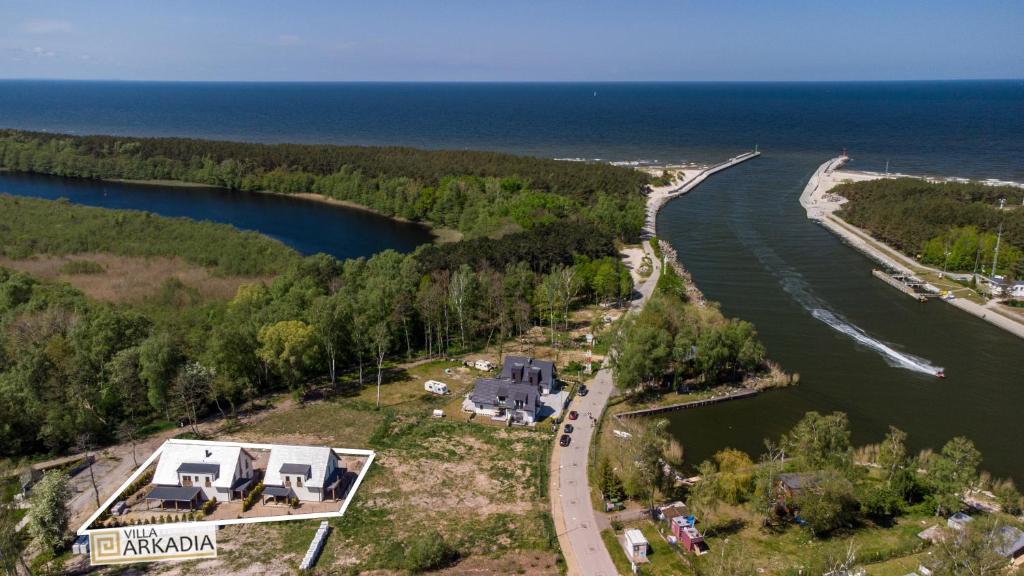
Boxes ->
[802,157,1024,339]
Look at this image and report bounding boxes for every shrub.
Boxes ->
[242,483,264,512]
[402,530,457,573]
[201,497,217,515]
[58,260,105,275]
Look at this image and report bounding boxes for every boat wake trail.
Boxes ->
[731,218,942,376]
[809,308,942,375]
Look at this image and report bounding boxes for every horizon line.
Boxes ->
[1,77,1021,84]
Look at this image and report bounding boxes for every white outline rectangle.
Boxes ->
[77,439,375,536]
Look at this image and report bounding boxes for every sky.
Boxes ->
[1,0,1022,82]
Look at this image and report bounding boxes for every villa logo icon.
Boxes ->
[89,530,121,563]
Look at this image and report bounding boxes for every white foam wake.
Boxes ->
[732,222,942,376]
[810,309,943,375]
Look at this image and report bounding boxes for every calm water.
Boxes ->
[1,80,1022,477]
[0,173,434,260]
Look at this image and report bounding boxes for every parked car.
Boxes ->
[568,410,579,420]
[578,385,589,397]
[564,424,574,434]
[559,434,572,447]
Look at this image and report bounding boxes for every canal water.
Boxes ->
[0,172,434,260]
[657,152,1024,479]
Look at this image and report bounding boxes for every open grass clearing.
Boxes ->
[0,253,271,304]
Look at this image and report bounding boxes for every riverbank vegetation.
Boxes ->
[0,129,649,241]
[597,410,1024,575]
[0,194,300,276]
[835,178,1024,277]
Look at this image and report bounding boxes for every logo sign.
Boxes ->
[89,524,217,565]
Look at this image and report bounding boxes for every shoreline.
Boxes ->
[802,157,1024,340]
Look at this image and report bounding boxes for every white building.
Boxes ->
[263,445,346,502]
[622,528,649,562]
[151,442,256,503]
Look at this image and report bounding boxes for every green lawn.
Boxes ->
[603,520,695,576]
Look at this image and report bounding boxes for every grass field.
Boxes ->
[157,357,562,575]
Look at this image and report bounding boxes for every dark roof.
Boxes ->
[501,356,555,389]
[146,485,202,501]
[994,526,1024,558]
[263,485,294,498]
[279,463,312,476]
[778,473,815,491]
[470,378,538,414]
[177,462,220,476]
[230,476,254,491]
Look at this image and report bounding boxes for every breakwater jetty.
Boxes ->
[644,150,761,237]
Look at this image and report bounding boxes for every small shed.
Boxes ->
[671,516,708,555]
[622,528,649,562]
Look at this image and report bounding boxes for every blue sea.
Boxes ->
[1,80,1022,179]
[2,80,1023,479]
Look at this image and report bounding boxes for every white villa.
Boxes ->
[263,445,347,503]
[148,442,256,508]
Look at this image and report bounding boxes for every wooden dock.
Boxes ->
[871,269,936,302]
[614,388,760,419]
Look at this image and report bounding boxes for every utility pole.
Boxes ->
[989,197,1006,296]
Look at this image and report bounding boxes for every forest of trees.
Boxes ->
[0,129,648,241]
[611,289,767,392]
[0,197,635,457]
[835,178,1023,277]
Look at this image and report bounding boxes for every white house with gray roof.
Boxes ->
[263,445,346,502]
[151,442,255,504]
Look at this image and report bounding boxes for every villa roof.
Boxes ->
[154,443,250,489]
[146,485,201,502]
[280,463,312,476]
[262,485,294,498]
[501,356,555,389]
[470,378,538,414]
[264,445,336,489]
[177,462,221,476]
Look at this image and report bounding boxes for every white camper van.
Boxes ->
[424,380,450,395]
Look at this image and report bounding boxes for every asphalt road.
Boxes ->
[552,240,660,576]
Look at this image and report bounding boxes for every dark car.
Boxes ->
[564,424,574,434]
[559,434,572,447]
[568,410,579,420]
[578,385,589,397]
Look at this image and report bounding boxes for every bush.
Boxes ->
[242,483,264,512]
[201,496,217,515]
[58,259,105,274]
[402,531,457,573]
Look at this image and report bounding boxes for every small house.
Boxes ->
[775,472,817,514]
[467,378,539,424]
[264,445,348,503]
[150,442,256,507]
[622,528,649,562]
[671,515,709,555]
[947,511,973,531]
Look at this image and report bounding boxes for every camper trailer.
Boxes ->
[424,380,450,395]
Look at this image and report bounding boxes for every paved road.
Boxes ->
[551,240,661,576]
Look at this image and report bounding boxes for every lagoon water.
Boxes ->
[2,80,1022,478]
